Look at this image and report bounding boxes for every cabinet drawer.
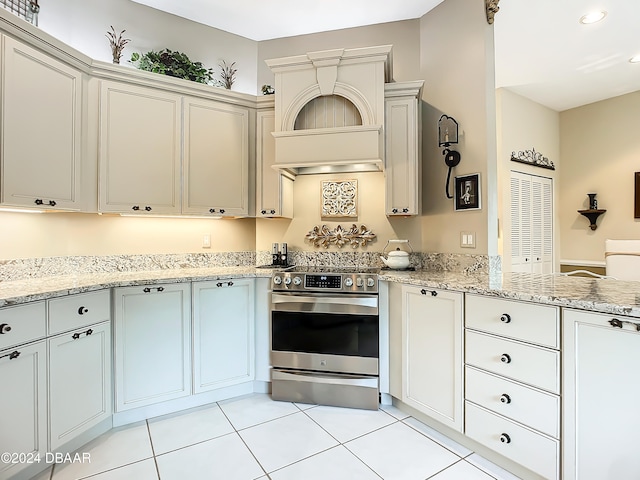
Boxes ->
[465,366,559,438]
[0,302,46,350]
[48,290,111,335]
[466,294,559,348]
[466,330,559,393]
[465,402,559,480]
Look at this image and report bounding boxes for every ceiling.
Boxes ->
[131,0,639,112]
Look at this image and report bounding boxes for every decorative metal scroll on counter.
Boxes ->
[306,224,376,249]
[510,148,555,170]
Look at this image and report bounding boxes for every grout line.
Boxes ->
[425,458,465,479]
[146,420,162,480]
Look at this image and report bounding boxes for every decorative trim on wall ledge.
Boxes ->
[510,148,555,170]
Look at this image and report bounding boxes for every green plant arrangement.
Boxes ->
[130,49,215,84]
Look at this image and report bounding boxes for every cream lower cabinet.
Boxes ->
[0,341,47,480]
[48,321,111,451]
[99,81,182,215]
[183,97,250,217]
[465,294,560,480]
[192,279,255,392]
[384,81,423,216]
[401,285,463,431]
[1,35,83,211]
[256,110,293,218]
[114,284,191,411]
[563,309,640,480]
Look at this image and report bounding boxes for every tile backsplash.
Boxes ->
[0,250,498,282]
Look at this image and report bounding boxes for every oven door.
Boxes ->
[270,292,379,376]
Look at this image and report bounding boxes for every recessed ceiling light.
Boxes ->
[630,55,640,64]
[579,10,607,24]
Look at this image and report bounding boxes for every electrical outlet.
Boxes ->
[202,233,211,248]
[460,231,476,248]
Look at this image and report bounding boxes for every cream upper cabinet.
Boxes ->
[1,35,83,211]
[563,309,640,480]
[401,284,463,431]
[384,81,423,216]
[99,80,181,215]
[183,97,250,216]
[256,110,293,218]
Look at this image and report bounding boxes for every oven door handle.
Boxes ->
[271,293,378,308]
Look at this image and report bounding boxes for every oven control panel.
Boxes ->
[272,271,378,293]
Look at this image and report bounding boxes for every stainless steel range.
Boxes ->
[270,267,380,410]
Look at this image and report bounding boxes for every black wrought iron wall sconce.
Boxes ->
[438,115,461,199]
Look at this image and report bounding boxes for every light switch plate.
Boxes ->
[460,231,476,248]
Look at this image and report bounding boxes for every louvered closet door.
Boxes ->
[510,171,553,273]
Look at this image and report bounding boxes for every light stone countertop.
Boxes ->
[1,267,639,318]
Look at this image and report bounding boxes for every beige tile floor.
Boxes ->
[32,394,522,480]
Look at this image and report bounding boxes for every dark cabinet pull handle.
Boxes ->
[227,281,234,287]
[77,307,89,315]
[500,353,512,364]
[34,199,44,205]
[261,210,266,214]
[143,287,165,293]
[271,209,276,214]
[500,394,511,404]
[132,206,140,211]
[392,208,398,214]
[216,282,223,287]
[402,208,409,213]
[499,433,511,444]
[420,289,437,296]
[72,328,93,340]
[49,200,57,207]
[0,323,11,334]
[0,350,20,360]
[209,208,216,213]
[609,318,623,328]
[220,209,225,214]
[144,206,152,211]
[500,313,511,324]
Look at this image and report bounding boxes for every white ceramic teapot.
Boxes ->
[380,239,413,270]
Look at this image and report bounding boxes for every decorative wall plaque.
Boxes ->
[306,224,376,249]
[321,180,357,217]
[510,148,555,170]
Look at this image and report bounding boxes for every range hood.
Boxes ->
[266,45,393,175]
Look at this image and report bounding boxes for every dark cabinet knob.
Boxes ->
[499,433,511,444]
[77,307,89,315]
[500,394,511,404]
[216,282,223,287]
[132,206,140,211]
[209,208,216,213]
[609,318,623,328]
[143,287,151,293]
[0,350,21,360]
[500,313,511,323]
[392,208,398,214]
[261,210,266,214]
[227,281,234,287]
[157,287,164,292]
[220,209,225,214]
[0,323,11,334]
[144,206,152,211]
[500,353,512,364]
[34,199,44,205]
[49,200,57,207]
[271,209,276,214]
[402,208,409,213]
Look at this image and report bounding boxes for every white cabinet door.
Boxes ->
[183,97,249,216]
[1,35,83,211]
[0,341,47,480]
[99,81,181,215]
[192,279,255,392]
[510,171,553,273]
[563,309,640,480]
[114,284,191,411]
[402,285,463,431]
[48,321,111,451]
[256,110,293,218]
[384,82,423,216]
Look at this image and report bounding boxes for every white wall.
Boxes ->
[37,0,258,94]
[559,90,640,265]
